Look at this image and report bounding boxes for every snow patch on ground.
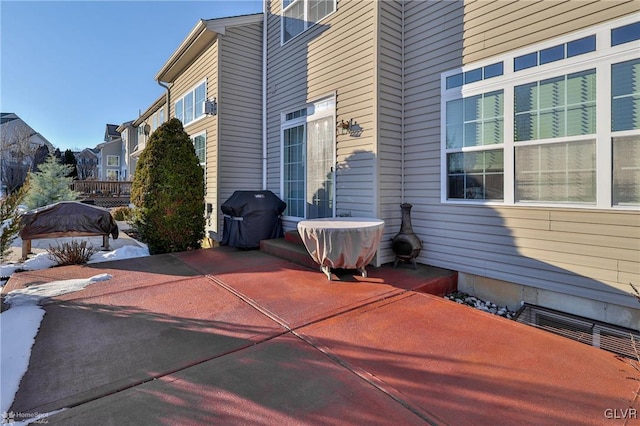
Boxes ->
[88,245,149,263]
[0,252,57,279]
[3,273,112,306]
[0,305,45,414]
[1,245,149,282]
[1,274,113,416]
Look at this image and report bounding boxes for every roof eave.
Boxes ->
[155,13,263,84]
[133,94,167,127]
[116,121,134,133]
[155,20,214,83]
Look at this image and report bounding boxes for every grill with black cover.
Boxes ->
[221,190,286,249]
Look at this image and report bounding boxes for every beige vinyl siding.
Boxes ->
[170,39,219,235]
[163,19,263,240]
[403,0,640,308]
[376,0,404,263]
[217,23,264,235]
[463,0,638,63]
[265,0,377,229]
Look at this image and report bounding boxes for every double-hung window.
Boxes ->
[150,108,165,133]
[175,80,207,126]
[445,90,504,200]
[107,155,120,167]
[191,132,206,168]
[282,0,336,44]
[441,16,639,209]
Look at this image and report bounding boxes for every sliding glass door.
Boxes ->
[282,97,335,218]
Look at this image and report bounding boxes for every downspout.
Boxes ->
[157,80,171,119]
[400,2,405,204]
[262,2,268,190]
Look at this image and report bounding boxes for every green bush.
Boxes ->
[130,118,205,255]
[111,206,132,222]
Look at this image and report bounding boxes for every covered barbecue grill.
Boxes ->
[221,190,286,249]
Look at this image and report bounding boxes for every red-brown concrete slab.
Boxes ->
[2,254,201,299]
[172,247,291,276]
[298,292,640,425]
[2,265,89,294]
[176,247,457,296]
[44,334,426,425]
[5,247,637,425]
[211,260,406,329]
[10,276,286,414]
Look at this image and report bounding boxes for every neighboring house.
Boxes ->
[96,124,123,181]
[260,0,639,329]
[75,148,99,180]
[152,13,264,239]
[133,1,639,330]
[116,121,137,180]
[0,112,54,193]
[131,94,167,168]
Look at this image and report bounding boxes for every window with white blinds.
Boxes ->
[441,15,639,209]
[612,58,640,205]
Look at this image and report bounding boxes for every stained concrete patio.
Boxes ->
[2,247,638,425]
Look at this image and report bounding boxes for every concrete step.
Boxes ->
[260,237,457,296]
[284,230,304,246]
[260,237,318,270]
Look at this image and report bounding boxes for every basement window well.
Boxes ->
[515,304,640,359]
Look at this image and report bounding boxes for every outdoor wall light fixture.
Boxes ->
[338,119,354,135]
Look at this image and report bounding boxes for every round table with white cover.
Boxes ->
[297,218,385,280]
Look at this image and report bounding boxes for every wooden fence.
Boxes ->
[71,180,131,197]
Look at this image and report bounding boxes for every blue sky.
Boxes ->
[0,0,262,152]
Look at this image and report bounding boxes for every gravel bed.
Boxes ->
[444,291,517,320]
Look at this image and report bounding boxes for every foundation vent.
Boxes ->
[515,304,640,359]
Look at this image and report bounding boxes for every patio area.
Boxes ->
[2,247,638,424]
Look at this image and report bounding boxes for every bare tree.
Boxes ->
[0,123,41,192]
[76,151,98,180]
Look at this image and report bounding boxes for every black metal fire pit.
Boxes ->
[391,203,422,269]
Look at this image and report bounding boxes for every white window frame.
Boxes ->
[174,79,207,126]
[440,15,640,210]
[281,0,336,45]
[151,108,165,133]
[280,95,336,220]
[106,155,120,167]
[191,131,206,168]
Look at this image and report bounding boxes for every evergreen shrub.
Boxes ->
[23,155,78,209]
[130,118,205,254]
[111,206,132,221]
[0,182,29,263]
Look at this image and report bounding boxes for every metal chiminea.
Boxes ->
[392,203,423,269]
